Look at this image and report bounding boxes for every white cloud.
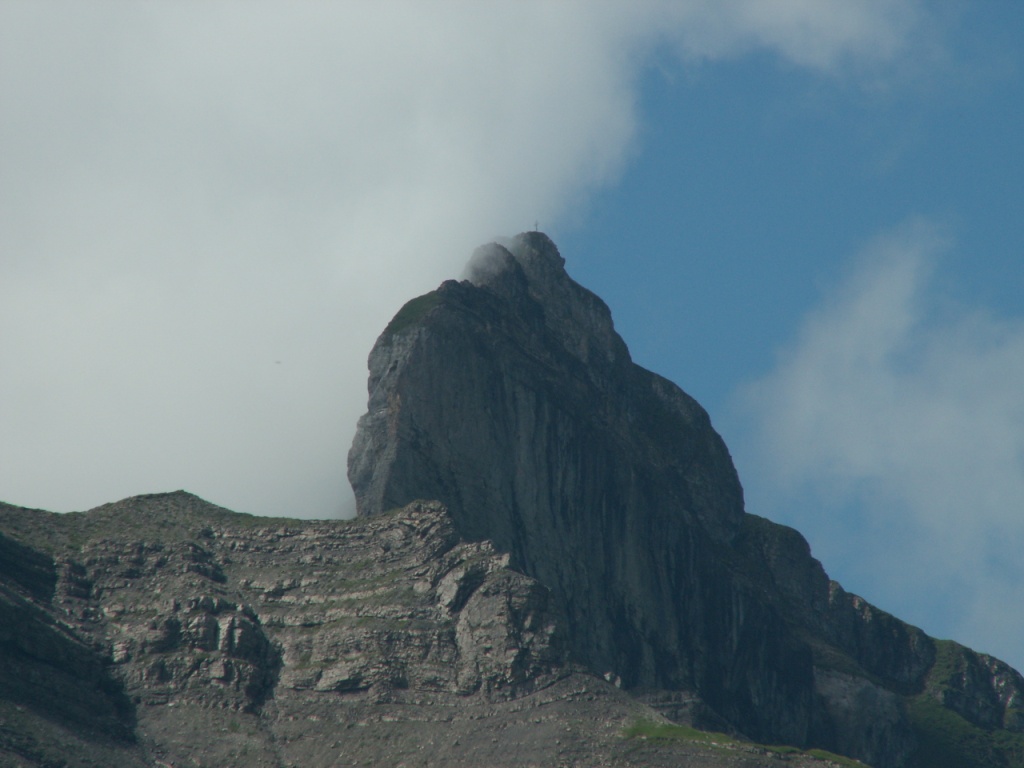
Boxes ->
[737,220,1024,669]
[663,0,924,70]
[0,1,930,518]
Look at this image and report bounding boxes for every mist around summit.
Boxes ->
[3,232,1023,768]
[0,1,931,518]
[2,0,1022,685]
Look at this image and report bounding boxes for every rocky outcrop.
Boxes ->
[0,563,135,739]
[0,495,585,767]
[349,233,812,745]
[922,639,1024,731]
[348,232,1024,767]
[3,232,1023,767]
[1,493,872,768]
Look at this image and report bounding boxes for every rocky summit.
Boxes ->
[3,233,1024,767]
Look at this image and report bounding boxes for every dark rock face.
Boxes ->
[349,234,807,741]
[0,559,135,742]
[1,493,856,768]
[0,495,577,767]
[349,232,1024,767]
[4,233,1024,767]
[349,233,811,744]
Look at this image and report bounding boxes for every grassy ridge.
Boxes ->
[382,291,443,339]
[623,719,866,766]
[907,695,1024,768]
[908,639,1024,768]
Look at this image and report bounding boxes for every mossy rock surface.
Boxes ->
[382,291,443,339]
[908,695,1024,768]
[623,719,868,766]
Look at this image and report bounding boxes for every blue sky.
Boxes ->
[557,5,1024,671]
[2,3,1022,671]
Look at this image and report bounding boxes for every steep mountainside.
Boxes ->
[1,232,1022,767]
[1,494,864,768]
[349,232,1024,768]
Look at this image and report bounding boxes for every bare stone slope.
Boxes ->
[2,232,1022,767]
[1,493,866,768]
[348,232,1024,768]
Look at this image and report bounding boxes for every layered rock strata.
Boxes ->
[0,493,872,768]
[2,232,1022,767]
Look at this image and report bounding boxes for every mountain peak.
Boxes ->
[349,233,796,739]
[465,231,565,291]
[348,233,1024,766]
[5,233,1023,768]
[462,232,630,375]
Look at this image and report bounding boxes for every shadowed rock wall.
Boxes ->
[348,233,1024,766]
[350,233,815,744]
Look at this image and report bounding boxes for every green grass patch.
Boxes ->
[765,744,802,755]
[907,695,1024,768]
[623,719,735,746]
[382,291,443,339]
[805,748,869,767]
[623,719,869,765]
[924,639,963,691]
[908,638,1024,767]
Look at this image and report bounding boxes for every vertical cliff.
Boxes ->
[349,233,1024,766]
[350,233,809,743]
[2,234,1022,767]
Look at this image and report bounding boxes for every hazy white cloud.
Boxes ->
[738,220,1024,669]
[662,0,925,70]
[0,1,930,518]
